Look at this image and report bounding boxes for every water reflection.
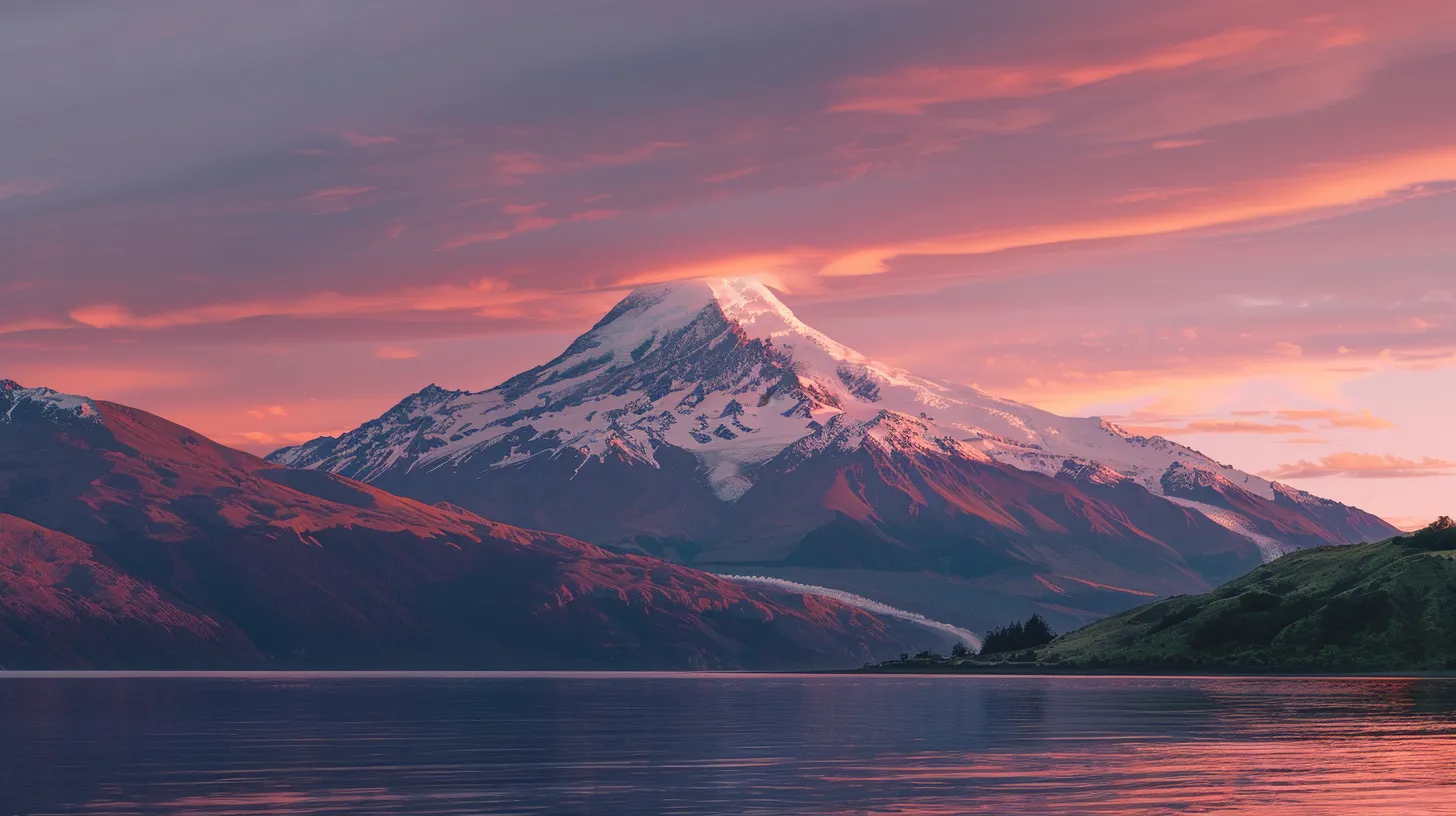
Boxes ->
[3,675,1455,815]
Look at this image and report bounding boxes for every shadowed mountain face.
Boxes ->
[269,280,1399,633]
[1024,521,1456,672]
[0,513,257,668]
[0,380,939,670]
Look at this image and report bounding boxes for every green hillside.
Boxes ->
[876,519,1456,673]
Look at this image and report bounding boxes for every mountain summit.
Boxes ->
[270,278,1398,631]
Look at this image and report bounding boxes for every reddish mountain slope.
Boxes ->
[0,382,935,669]
[0,513,255,669]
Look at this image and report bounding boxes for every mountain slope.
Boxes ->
[0,513,256,669]
[269,279,1398,632]
[0,380,940,669]
[1019,519,1456,671]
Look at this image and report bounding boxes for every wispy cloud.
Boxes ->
[1262,453,1456,480]
[373,345,419,360]
[1128,420,1307,436]
[816,145,1456,278]
[1151,139,1209,150]
[299,186,374,201]
[340,132,397,147]
[0,180,56,200]
[830,28,1280,114]
[67,278,552,329]
[1272,409,1394,430]
[582,140,687,166]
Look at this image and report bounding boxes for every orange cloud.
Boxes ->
[1272,409,1394,430]
[816,144,1456,278]
[246,405,289,419]
[374,346,419,360]
[1109,186,1209,204]
[1152,139,1209,150]
[1262,453,1456,480]
[1133,420,1308,436]
[67,278,551,329]
[1322,28,1367,48]
[0,180,56,200]
[831,27,1280,114]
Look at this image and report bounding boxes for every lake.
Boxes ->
[3,674,1455,815]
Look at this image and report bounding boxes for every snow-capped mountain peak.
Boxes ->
[267,278,1383,549]
[0,380,101,425]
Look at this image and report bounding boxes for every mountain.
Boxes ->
[269,279,1399,633]
[0,513,257,667]
[972,518,1456,672]
[0,379,943,670]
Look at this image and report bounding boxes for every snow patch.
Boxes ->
[1165,496,1294,562]
[721,574,981,650]
[1,383,102,424]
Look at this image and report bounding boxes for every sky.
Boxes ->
[2,0,1453,528]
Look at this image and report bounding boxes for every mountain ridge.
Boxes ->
[266,278,1398,633]
[0,380,943,669]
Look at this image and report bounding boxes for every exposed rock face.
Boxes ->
[267,279,1399,633]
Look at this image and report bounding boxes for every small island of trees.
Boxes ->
[867,614,1059,671]
[977,613,1056,656]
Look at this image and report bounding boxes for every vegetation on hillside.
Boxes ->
[866,518,1456,673]
[979,614,1056,656]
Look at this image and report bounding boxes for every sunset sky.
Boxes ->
[2,0,1453,527]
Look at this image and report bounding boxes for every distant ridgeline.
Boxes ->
[870,518,1456,673]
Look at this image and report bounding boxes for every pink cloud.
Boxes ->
[582,140,688,166]
[374,345,420,360]
[830,27,1282,114]
[1151,139,1209,150]
[0,180,56,200]
[706,166,759,184]
[492,152,546,180]
[1127,420,1308,436]
[66,278,557,329]
[500,202,546,215]
[1272,409,1394,430]
[299,186,374,201]
[1109,186,1209,204]
[1262,453,1456,480]
[340,132,398,147]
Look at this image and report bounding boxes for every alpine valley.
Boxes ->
[0,379,947,670]
[269,279,1399,634]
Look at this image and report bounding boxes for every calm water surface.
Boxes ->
[3,674,1456,815]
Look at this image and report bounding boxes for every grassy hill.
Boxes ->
[872,519,1456,673]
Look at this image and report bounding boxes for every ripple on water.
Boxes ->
[2,675,1455,815]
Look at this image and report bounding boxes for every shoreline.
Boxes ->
[3,668,1455,680]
